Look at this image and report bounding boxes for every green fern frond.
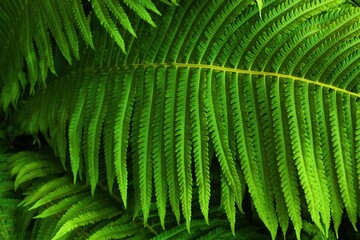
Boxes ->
[13,161,62,191]
[83,75,107,195]
[50,196,120,239]
[34,192,88,219]
[0,154,18,240]
[284,80,323,232]
[204,69,243,207]
[88,222,141,240]
[327,90,358,229]
[220,173,236,234]
[0,0,174,109]
[15,0,360,239]
[102,72,118,194]
[8,151,63,190]
[28,183,87,211]
[7,150,272,239]
[19,177,72,208]
[152,66,168,229]
[189,68,211,224]
[122,0,160,26]
[52,202,120,240]
[0,199,19,240]
[163,66,181,223]
[92,0,127,53]
[113,69,136,208]
[175,67,193,232]
[105,0,137,37]
[136,67,155,223]
[0,153,35,240]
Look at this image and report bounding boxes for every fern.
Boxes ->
[3,0,360,239]
[0,0,174,109]
[0,152,35,240]
[6,150,272,239]
[0,154,18,240]
[17,0,360,238]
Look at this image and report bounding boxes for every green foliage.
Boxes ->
[0,154,18,240]
[0,153,34,240]
[5,150,271,240]
[0,0,172,110]
[2,0,360,239]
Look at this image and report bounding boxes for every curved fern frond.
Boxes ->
[88,221,141,240]
[0,0,174,109]
[34,192,89,219]
[17,0,360,238]
[18,177,73,208]
[0,153,35,240]
[51,197,121,240]
[8,150,272,239]
[9,151,63,190]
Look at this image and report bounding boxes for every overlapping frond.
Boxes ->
[0,154,18,240]
[0,153,34,240]
[0,0,174,110]
[7,150,271,240]
[16,0,360,239]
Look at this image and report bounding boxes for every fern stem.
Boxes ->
[143,220,159,236]
[57,63,360,99]
[98,181,124,207]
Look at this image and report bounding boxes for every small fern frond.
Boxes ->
[92,0,126,53]
[163,66,181,223]
[52,204,120,240]
[19,177,72,208]
[113,69,136,208]
[105,0,137,37]
[34,193,88,219]
[123,0,160,27]
[0,154,20,240]
[190,68,211,224]
[220,173,236,234]
[43,1,72,63]
[28,183,87,211]
[88,222,141,240]
[137,67,155,223]
[83,76,107,196]
[152,66,168,229]
[175,67,193,232]
[13,160,62,191]
[50,196,120,239]
[9,151,63,190]
[68,75,90,183]
[72,0,95,49]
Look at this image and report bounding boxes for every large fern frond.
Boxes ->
[17,0,360,238]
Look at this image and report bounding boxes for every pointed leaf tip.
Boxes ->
[256,0,263,17]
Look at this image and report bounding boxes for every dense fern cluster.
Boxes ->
[3,0,360,239]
